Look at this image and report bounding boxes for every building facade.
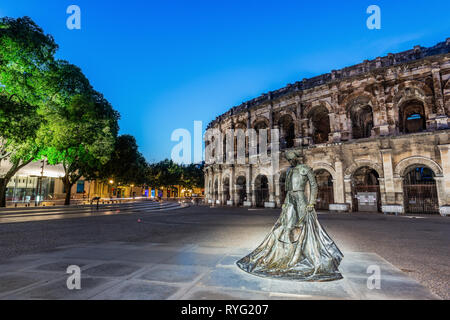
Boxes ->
[1,160,145,206]
[204,39,450,215]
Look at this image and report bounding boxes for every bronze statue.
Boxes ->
[237,150,344,281]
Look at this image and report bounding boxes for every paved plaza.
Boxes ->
[0,204,448,300]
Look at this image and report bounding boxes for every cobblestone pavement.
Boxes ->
[0,205,448,299]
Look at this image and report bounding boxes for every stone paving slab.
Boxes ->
[0,242,440,300]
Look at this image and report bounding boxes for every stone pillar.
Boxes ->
[432,67,449,129]
[218,169,223,205]
[432,67,445,115]
[344,178,353,210]
[230,166,236,205]
[380,149,396,204]
[275,176,281,208]
[244,165,253,207]
[266,174,276,208]
[438,144,450,215]
[204,169,210,203]
[334,160,346,204]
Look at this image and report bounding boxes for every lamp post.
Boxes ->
[109,180,114,200]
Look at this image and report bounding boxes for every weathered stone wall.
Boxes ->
[205,40,450,215]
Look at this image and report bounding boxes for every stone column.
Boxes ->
[204,169,209,203]
[245,165,252,207]
[230,166,236,205]
[432,66,448,130]
[218,169,223,205]
[275,176,281,208]
[334,160,346,204]
[438,144,450,215]
[432,67,445,115]
[266,174,276,208]
[380,149,395,204]
[375,83,390,136]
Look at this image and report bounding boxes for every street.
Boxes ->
[0,203,448,299]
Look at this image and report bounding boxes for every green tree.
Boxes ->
[100,135,148,186]
[39,91,120,205]
[0,95,42,206]
[0,16,56,207]
[146,159,183,192]
[180,163,205,190]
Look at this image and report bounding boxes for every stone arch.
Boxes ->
[252,117,270,129]
[307,104,331,144]
[222,175,231,202]
[344,161,384,180]
[394,156,443,178]
[344,93,376,139]
[278,113,296,149]
[236,175,247,205]
[312,162,337,181]
[393,80,434,119]
[342,91,378,113]
[254,174,270,207]
[304,100,333,117]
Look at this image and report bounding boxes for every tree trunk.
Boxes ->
[64,180,73,206]
[0,159,32,207]
[0,178,8,208]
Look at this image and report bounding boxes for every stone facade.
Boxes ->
[204,39,450,215]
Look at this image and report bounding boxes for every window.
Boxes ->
[76,180,85,194]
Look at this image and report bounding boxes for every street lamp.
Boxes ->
[109,180,114,199]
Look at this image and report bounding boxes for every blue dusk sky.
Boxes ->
[1,1,449,163]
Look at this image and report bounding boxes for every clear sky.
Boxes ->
[1,1,449,163]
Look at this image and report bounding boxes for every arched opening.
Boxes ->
[236,176,247,206]
[279,171,287,205]
[208,180,212,200]
[222,135,227,163]
[214,179,218,203]
[315,169,334,211]
[254,121,269,154]
[278,115,295,149]
[255,175,269,208]
[399,100,426,134]
[351,167,381,212]
[234,122,247,159]
[223,177,230,202]
[308,106,330,144]
[350,105,373,139]
[403,166,439,214]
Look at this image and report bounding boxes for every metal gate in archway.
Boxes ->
[315,169,334,211]
[403,167,439,214]
[255,175,269,208]
[352,185,381,212]
[317,186,334,211]
[351,167,381,212]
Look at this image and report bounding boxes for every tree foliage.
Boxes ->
[146,160,204,191]
[100,135,148,186]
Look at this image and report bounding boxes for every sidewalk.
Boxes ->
[0,241,439,300]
